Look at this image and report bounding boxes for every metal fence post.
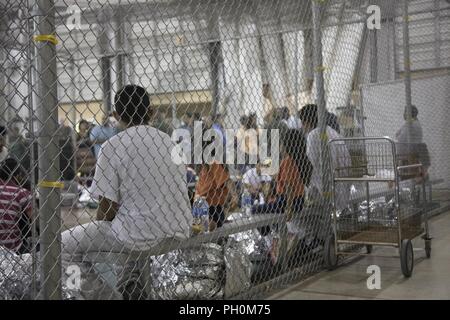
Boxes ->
[312,0,331,199]
[402,0,413,144]
[0,49,6,125]
[34,0,62,300]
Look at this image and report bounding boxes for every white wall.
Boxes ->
[361,74,450,187]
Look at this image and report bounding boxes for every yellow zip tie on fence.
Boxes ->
[38,181,64,189]
[33,34,58,45]
[322,192,332,199]
[315,65,327,72]
[320,132,328,141]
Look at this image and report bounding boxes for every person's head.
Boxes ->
[404,105,419,120]
[281,129,312,186]
[113,85,151,128]
[193,113,201,122]
[0,126,6,150]
[247,113,257,129]
[240,115,248,128]
[298,104,318,133]
[79,120,90,133]
[182,112,193,126]
[326,112,340,134]
[212,113,223,126]
[0,158,25,185]
[280,107,290,120]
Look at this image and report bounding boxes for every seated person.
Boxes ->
[0,158,34,254]
[253,129,312,217]
[242,160,272,204]
[195,132,238,231]
[61,85,192,300]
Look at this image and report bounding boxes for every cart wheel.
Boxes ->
[366,245,373,254]
[400,239,414,277]
[425,239,431,259]
[324,235,338,270]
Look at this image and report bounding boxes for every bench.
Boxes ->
[72,213,280,299]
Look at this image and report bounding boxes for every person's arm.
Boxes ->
[96,196,119,221]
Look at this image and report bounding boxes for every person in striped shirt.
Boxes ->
[0,158,33,253]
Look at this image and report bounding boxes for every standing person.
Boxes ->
[299,104,351,210]
[194,132,238,231]
[0,158,34,254]
[395,105,429,180]
[0,126,8,162]
[61,84,192,300]
[395,105,423,144]
[262,84,275,127]
[235,114,259,173]
[89,114,118,159]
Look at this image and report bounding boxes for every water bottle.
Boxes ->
[192,197,209,233]
[241,189,253,216]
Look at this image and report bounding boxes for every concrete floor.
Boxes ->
[269,210,450,300]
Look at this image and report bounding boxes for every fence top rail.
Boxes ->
[77,213,280,263]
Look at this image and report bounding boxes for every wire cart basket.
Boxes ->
[324,137,432,277]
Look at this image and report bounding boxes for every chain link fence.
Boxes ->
[0,0,449,300]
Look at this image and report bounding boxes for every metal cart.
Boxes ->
[324,137,432,277]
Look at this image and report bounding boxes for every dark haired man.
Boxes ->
[61,84,192,299]
[298,104,351,210]
[395,105,422,144]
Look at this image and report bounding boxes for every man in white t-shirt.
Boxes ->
[61,85,192,299]
[299,104,351,211]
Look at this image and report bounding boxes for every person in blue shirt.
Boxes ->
[89,114,118,159]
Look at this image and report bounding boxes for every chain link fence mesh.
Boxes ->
[0,0,449,300]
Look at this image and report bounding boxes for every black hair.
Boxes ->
[326,112,340,134]
[114,85,151,125]
[298,104,318,129]
[240,115,248,126]
[79,119,90,127]
[408,105,419,119]
[0,125,6,137]
[280,107,290,120]
[0,158,25,182]
[193,113,201,121]
[282,129,312,186]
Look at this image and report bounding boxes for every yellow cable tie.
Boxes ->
[322,192,332,199]
[315,65,327,72]
[38,180,64,189]
[320,132,328,141]
[33,34,58,45]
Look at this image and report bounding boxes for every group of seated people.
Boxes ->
[0,82,430,300]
